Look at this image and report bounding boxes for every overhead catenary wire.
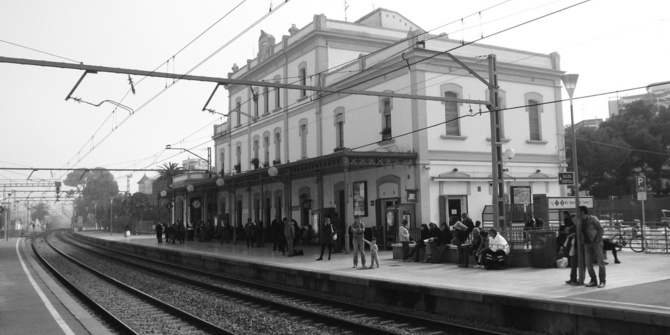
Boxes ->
[55,1,291,179]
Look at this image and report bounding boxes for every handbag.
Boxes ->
[332,232,338,241]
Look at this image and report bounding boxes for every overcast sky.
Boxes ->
[1,0,668,196]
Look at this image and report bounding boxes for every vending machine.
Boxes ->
[310,207,336,244]
[382,203,415,250]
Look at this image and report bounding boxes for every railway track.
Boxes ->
[53,231,510,335]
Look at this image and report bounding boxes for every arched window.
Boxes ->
[440,83,463,136]
[235,98,242,127]
[274,130,281,164]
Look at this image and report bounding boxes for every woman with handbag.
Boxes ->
[316,218,335,261]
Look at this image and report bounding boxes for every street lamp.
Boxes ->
[110,197,114,236]
[561,73,584,284]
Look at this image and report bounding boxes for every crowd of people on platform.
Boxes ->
[397,213,512,270]
[152,205,623,283]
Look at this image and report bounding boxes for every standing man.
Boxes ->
[155,222,163,243]
[351,215,366,268]
[271,215,282,250]
[580,206,606,288]
[316,217,335,261]
[331,213,343,253]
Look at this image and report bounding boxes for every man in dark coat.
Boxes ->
[155,222,163,243]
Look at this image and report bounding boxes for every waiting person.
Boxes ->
[424,222,442,263]
[399,219,411,262]
[255,219,264,247]
[364,237,380,268]
[408,224,430,262]
[220,221,229,244]
[284,217,295,256]
[271,215,282,251]
[245,218,255,248]
[155,222,163,243]
[565,223,581,285]
[580,206,606,288]
[433,222,454,263]
[316,218,335,261]
[524,213,536,248]
[177,222,185,244]
[478,228,510,270]
[452,215,474,266]
[474,230,489,268]
[603,238,621,264]
[351,215,366,268]
[458,227,482,268]
[331,213,343,253]
[187,221,194,241]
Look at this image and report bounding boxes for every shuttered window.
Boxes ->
[444,91,460,136]
[528,99,541,141]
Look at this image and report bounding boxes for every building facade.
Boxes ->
[178,9,569,243]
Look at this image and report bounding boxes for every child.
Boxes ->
[364,238,379,268]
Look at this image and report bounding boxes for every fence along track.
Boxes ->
[36,232,233,335]
[66,232,509,335]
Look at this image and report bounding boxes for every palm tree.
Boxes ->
[156,162,183,188]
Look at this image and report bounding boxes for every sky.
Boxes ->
[1,0,669,197]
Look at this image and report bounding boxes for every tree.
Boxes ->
[565,125,631,198]
[128,192,150,223]
[156,162,183,188]
[64,168,120,219]
[31,203,50,222]
[599,101,670,195]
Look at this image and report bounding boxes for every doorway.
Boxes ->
[440,195,467,224]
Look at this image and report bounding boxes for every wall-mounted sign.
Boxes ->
[559,172,574,185]
[406,189,418,202]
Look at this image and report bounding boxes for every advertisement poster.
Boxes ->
[352,181,368,217]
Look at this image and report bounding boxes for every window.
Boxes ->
[263,134,270,166]
[525,92,543,141]
[334,107,345,148]
[273,75,281,110]
[529,101,540,140]
[263,86,269,114]
[253,138,259,160]
[274,131,281,163]
[253,88,259,118]
[440,83,463,138]
[380,98,392,141]
[235,98,242,127]
[299,118,308,159]
[235,144,241,172]
[299,63,307,98]
[444,92,460,136]
[219,149,225,172]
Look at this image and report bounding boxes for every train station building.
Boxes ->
[169,8,568,243]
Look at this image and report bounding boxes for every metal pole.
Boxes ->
[570,100,585,284]
[110,198,113,236]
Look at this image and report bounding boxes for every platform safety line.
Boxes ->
[16,238,76,335]
[571,297,670,312]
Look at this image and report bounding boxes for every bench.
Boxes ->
[392,241,530,267]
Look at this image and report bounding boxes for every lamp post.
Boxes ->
[124,192,131,236]
[561,73,584,284]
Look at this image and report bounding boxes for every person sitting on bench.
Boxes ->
[477,228,510,270]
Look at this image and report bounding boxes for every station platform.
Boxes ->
[79,230,670,335]
[0,237,112,335]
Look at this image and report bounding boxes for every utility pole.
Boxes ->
[487,55,506,229]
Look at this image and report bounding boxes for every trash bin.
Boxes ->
[530,230,557,268]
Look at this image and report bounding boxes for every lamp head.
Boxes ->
[160,190,167,197]
[186,184,195,192]
[216,178,225,187]
[165,144,171,149]
[268,166,279,177]
[561,74,579,99]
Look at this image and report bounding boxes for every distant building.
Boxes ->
[575,118,603,130]
[609,81,670,117]
[137,174,154,195]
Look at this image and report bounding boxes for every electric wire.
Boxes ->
[56,1,291,179]
[0,39,81,64]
